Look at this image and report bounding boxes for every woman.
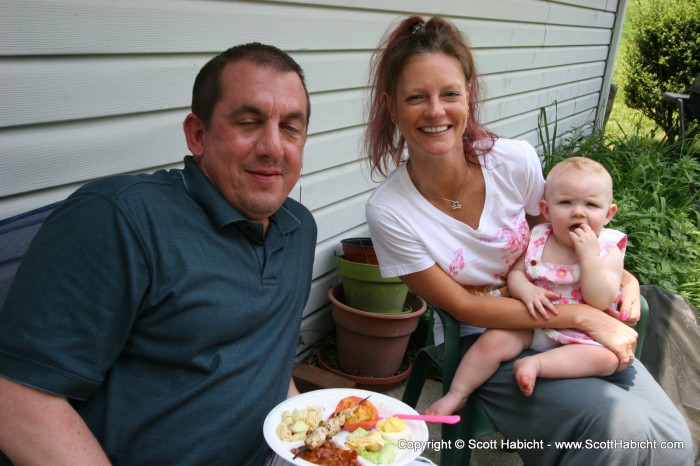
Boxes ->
[364,15,692,464]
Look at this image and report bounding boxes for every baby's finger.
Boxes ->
[544,294,560,314]
[534,301,550,320]
[526,304,538,320]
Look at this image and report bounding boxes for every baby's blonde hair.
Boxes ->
[545,157,613,201]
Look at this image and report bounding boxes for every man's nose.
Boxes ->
[257,123,284,158]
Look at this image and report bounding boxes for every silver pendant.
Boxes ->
[450,200,462,210]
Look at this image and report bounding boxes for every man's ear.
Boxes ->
[604,203,618,224]
[539,199,550,221]
[183,113,205,159]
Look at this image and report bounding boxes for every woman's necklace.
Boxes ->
[408,161,469,210]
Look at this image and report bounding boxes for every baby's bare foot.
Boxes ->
[424,392,467,416]
[513,357,540,397]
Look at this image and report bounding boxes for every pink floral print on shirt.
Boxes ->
[448,248,465,279]
[481,214,530,269]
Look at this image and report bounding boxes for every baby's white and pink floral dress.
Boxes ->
[525,223,627,346]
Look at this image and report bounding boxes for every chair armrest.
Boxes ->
[634,295,649,359]
[663,92,690,104]
[430,306,462,391]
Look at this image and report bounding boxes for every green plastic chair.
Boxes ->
[402,298,650,465]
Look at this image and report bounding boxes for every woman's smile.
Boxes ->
[420,125,450,133]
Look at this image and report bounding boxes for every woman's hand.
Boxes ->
[576,306,639,371]
[610,270,641,326]
[577,270,641,370]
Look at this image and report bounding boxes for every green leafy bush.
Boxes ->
[542,129,700,308]
[621,0,700,143]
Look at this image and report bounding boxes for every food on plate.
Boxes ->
[332,396,379,431]
[304,404,353,449]
[273,393,418,464]
[304,416,344,449]
[276,406,322,441]
[291,439,362,466]
[282,396,372,460]
[346,428,399,464]
[346,429,385,452]
[376,416,411,444]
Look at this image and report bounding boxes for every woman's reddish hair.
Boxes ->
[364,16,496,177]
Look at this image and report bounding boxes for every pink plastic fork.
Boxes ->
[383,414,460,424]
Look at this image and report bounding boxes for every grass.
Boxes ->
[606,104,661,140]
[604,0,660,140]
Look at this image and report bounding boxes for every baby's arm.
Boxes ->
[507,253,559,320]
[572,225,625,309]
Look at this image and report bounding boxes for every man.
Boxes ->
[0,43,316,465]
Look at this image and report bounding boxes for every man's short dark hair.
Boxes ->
[191,42,310,129]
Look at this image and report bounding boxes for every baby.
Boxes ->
[426,157,626,415]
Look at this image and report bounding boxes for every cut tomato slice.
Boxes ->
[333,396,379,431]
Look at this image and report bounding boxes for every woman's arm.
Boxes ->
[401,264,638,370]
[0,377,111,466]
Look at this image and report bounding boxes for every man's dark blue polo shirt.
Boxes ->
[0,156,317,465]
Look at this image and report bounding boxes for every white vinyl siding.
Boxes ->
[0,0,625,356]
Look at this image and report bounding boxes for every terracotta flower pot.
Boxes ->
[316,345,412,392]
[340,237,378,264]
[328,284,426,378]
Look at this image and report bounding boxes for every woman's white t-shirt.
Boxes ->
[365,138,545,345]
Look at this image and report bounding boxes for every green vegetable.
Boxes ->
[358,443,399,464]
[290,420,309,434]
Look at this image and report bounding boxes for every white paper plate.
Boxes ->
[263,388,429,465]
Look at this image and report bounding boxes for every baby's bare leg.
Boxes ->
[514,344,618,397]
[425,329,533,415]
